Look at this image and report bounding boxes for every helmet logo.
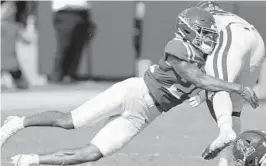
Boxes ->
[236,139,256,163]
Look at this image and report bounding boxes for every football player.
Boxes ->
[188,0,266,163]
[1,7,259,166]
[223,130,266,166]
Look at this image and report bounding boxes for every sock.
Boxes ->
[217,114,233,132]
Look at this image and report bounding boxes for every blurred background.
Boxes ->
[1,1,266,166]
[1,1,266,89]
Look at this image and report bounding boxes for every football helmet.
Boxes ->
[197,0,222,12]
[231,130,266,166]
[176,7,218,54]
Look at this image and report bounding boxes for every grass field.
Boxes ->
[1,81,266,166]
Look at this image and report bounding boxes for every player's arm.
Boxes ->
[166,55,259,108]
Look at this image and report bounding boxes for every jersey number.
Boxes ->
[167,76,198,99]
[150,64,200,99]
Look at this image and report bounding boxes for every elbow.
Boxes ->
[194,79,204,88]
[193,75,206,88]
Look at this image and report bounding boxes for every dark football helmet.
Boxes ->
[231,130,266,166]
[176,7,218,54]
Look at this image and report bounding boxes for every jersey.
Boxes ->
[209,9,250,29]
[144,35,206,112]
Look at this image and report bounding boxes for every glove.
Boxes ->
[188,90,207,108]
[11,154,39,166]
[188,95,203,108]
[239,86,259,109]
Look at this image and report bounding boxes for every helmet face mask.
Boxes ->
[191,23,218,54]
[176,7,218,54]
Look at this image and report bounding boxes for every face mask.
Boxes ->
[201,42,213,54]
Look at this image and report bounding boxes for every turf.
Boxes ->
[1,82,266,166]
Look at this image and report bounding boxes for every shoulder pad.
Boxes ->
[165,38,192,62]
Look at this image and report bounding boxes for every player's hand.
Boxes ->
[240,86,259,109]
[11,154,39,166]
[188,95,203,108]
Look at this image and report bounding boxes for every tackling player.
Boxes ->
[188,0,266,164]
[0,7,259,166]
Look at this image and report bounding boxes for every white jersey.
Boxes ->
[210,10,250,30]
[205,9,265,119]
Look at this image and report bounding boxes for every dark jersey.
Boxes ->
[144,35,206,112]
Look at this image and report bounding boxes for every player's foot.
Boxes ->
[11,154,39,166]
[202,129,236,160]
[0,116,25,147]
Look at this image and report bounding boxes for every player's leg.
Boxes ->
[218,26,265,166]
[88,78,161,159]
[203,24,251,160]
[10,78,162,165]
[204,92,243,165]
[13,115,149,165]
[1,78,136,147]
[218,116,242,166]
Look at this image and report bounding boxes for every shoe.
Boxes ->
[202,129,236,160]
[11,154,39,166]
[0,116,25,147]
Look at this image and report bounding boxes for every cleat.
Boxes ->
[0,116,24,147]
[202,129,236,160]
[202,142,230,160]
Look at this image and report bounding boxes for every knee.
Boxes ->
[214,91,230,99]
[81,144,103,162]
[86,152,102,162]
[54,113,74,129]
[213,92,232,108]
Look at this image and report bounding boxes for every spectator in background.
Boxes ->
[1,1,30,89]
[50,0,96,83]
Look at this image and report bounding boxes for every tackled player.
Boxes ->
[0,7,259,166]
[187,1,266,164]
